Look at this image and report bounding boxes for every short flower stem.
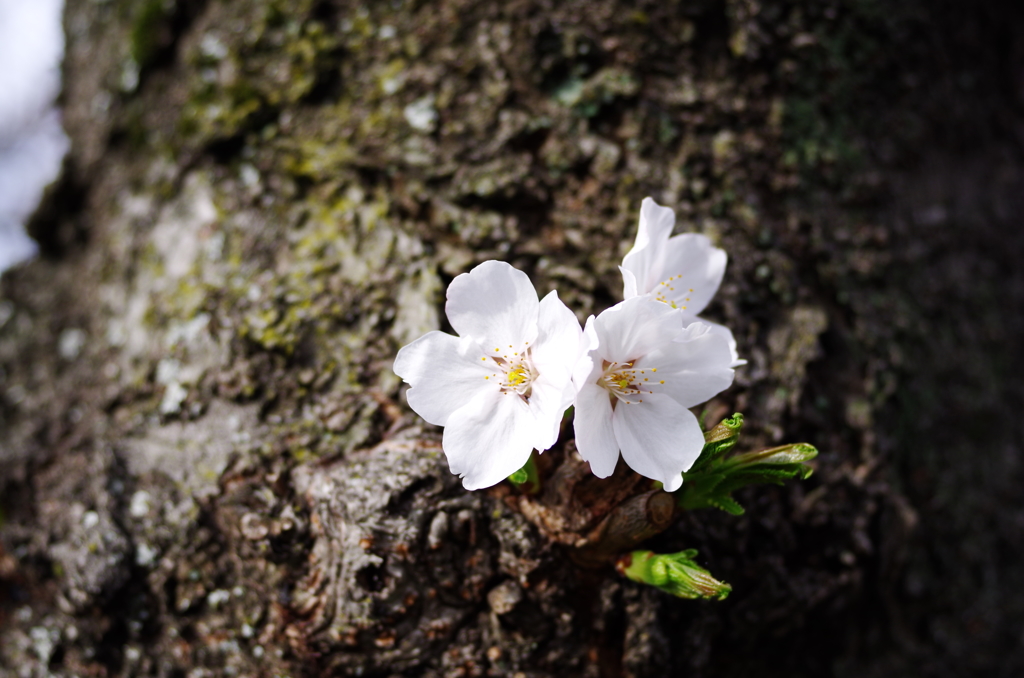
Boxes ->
[571,490,676,568]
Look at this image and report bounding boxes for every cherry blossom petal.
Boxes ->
[446,260,539,348]
[621,198,675,293]
[637,326,735,409]
[693,317,746,367]
[592,295,682,363]
[620,266,640,300]
[573,383,620,478]
[650,233,727,315]
[571,316,600,388]
[443,389,540,490]
[612,394,705,492]
[526,378,572,452]
[530,290,582,387]
[394,331,494,426]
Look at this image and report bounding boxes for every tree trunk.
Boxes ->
[3,0,1023,676]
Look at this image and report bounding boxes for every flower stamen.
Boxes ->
[654,275,690,309]
[506,366,529,387]
[482,345,538,401]
[599,360,660,407]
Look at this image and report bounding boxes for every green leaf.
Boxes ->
[691,413,745,471]
[507,453,540,494]
[720,443,818,471]
[675,414,817,515]
[707,495,745,515]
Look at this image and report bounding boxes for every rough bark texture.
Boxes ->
[2,0,1023,676]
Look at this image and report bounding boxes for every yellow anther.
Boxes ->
[506,366,528,387]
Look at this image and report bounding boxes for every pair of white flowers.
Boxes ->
[394,198,743,492]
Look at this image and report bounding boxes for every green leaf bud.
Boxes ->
[617,550,732,600]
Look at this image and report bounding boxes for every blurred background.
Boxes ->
[1,1,1022,676]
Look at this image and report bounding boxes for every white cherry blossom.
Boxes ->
[394,260,581,490]
[620,197,744,366]
[572,295,736,491]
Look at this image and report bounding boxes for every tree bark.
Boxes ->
[3,0,1023,676]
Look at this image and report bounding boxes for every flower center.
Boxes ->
[505,365,530,388]
[481,342,537,401]
[599,360,663,407]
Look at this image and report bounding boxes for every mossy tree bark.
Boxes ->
[2,0,1023,676]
